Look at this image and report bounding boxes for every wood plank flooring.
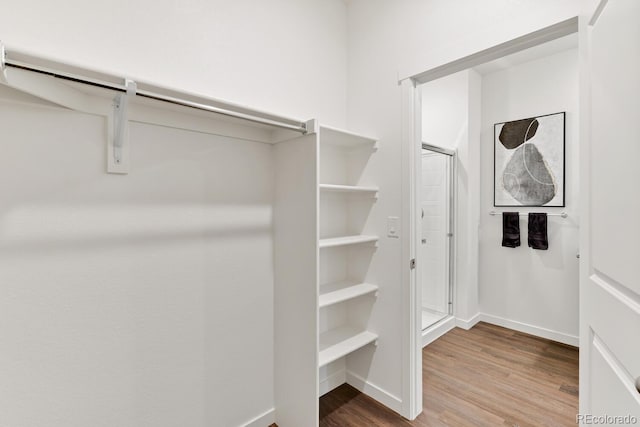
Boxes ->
[319,322,579,426]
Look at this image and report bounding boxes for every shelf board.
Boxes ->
[320,125,377,147]
[319,281,378,308]
[319,184,379,195]
[319,235,379,249]
[319,326,378,367]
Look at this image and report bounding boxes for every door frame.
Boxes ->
[399,17,580,419]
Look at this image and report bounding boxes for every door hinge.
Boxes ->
[410,258,416,270]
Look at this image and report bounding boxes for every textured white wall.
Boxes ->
[0,0,348,127]
[346,0,580,411]
[479,48,580,342]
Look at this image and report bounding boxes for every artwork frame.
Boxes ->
[494,112,566,207]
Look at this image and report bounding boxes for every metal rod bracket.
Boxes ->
[109,79,136,173]
[0,42,7,84]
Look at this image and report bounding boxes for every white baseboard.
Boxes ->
[346,370,403,414]
[455,312,482,330]
[480,313,579,347]
[240,408,275,427]
[319,368,346,397]
[422,316,455,347]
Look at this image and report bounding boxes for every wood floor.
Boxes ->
[319,322,579,427]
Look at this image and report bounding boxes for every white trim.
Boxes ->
[240,408,275,427]
[455,312,482,330]
[592,334,640,406]
[319,369,347,397]
[435,311,579,346]
[421,142,455,156]
[399,17,579,83]
[480,313,579,347]
[588,0,609,26]
[346,371,403,415]
[422,316,456,347]
[400,78,422,420]
[578,3,594,417]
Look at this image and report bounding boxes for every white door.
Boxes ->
[580,0,640,423]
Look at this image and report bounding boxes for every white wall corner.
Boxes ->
[423,316,456,347]
[455,312,482,330]
[452,70,481,325]
[466,69,482,319]
[346,371,403,415]
[319,369,347,397]
[240,408,275,427]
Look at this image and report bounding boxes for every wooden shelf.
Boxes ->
[319,235,378,249]
[319,281,378,308]
[320,125,377,147]
[319,184,379,196]
[318,326,378,367]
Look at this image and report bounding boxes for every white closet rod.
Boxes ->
[0,43,309,134]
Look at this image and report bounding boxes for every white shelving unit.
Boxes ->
[319,281,378,308]
[273,124,380,424]
[319,235,379,248]
[317,125,379,404]
[319,184,379,196]
[319,326,379,367]
[319,125,377,147]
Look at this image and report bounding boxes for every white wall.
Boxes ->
[0,96,278,427]
[0,0,347,127]
[479,48,580,344]
[346,0,580,413]
[421,71,469,150]
[0,2,347,425]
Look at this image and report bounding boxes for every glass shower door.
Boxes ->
[420,146,453,330]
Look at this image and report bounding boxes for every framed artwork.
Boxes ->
[494,112,565,207]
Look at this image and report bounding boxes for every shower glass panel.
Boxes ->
[420,146,453,330]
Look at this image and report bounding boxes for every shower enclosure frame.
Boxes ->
[421,143,456,328]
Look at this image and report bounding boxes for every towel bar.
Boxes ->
[489,211,568,218]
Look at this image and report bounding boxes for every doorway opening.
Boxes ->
[400,17,580,420]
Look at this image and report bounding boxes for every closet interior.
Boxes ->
[0,47,381,427]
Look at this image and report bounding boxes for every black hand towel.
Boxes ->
[528,212,548,250]
[502,212,521,248]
